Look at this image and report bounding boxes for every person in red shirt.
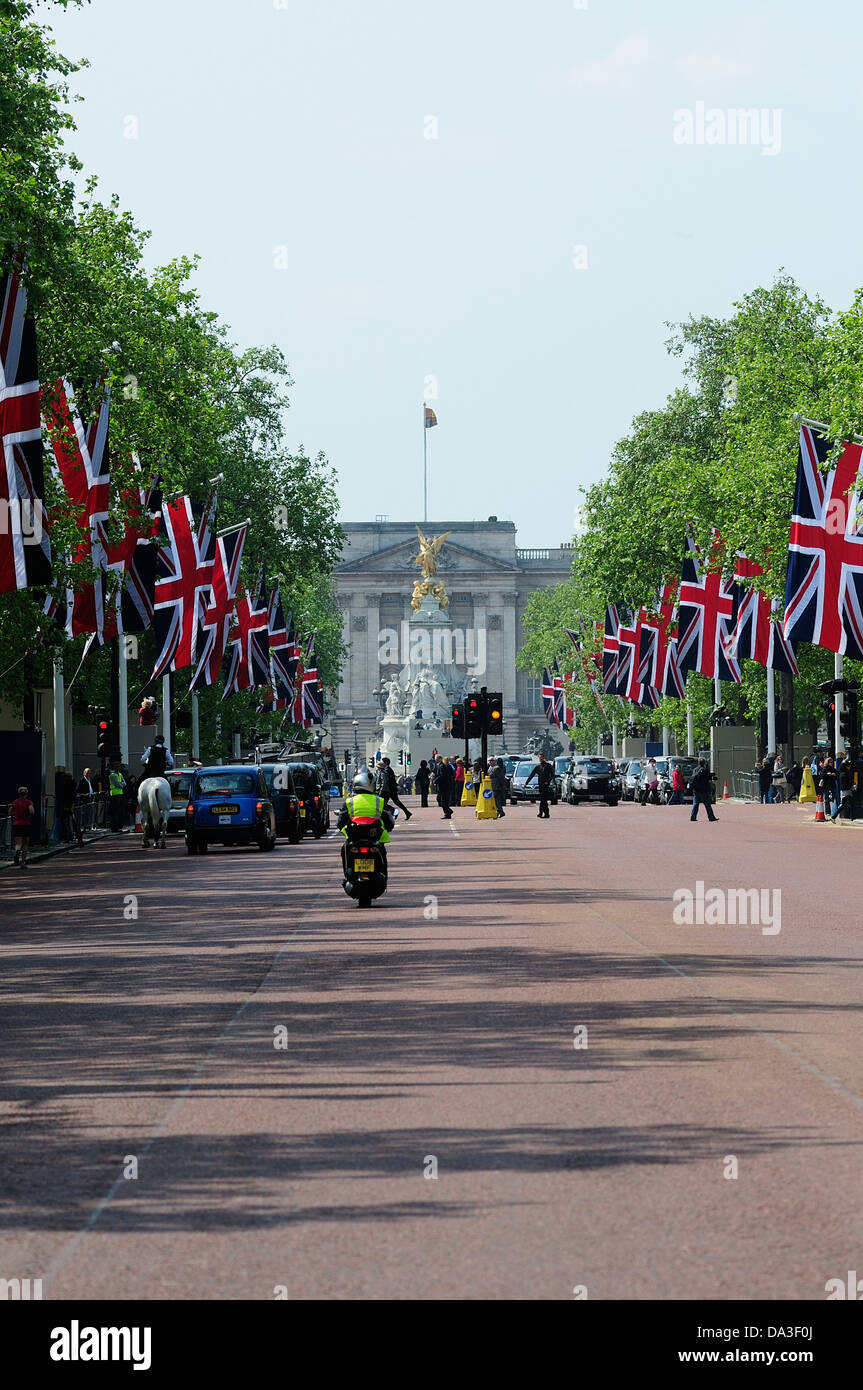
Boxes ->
[667,764,686,806]
[11,785,34,868]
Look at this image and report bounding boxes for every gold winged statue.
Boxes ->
[411,526,451,609]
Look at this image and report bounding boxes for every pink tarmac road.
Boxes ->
[1,796,862,1300]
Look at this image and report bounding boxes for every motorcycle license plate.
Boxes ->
[211,804,238,815]
[354,857,375,874]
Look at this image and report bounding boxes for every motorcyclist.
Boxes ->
[337,766,394,876]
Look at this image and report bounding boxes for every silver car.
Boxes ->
[622,759,643,801]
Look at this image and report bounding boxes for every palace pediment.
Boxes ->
[337,538,518,577]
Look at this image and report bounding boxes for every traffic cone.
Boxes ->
[722,780,730,800]
[814,795,826,823]
[134,805,143,833]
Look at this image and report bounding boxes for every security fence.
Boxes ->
[0,792,111,861]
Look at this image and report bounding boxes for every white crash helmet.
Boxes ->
[352,766,375,793]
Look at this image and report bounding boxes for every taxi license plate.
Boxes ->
[354,857,374,874]
[211,804,239,815]
[300,808,307,817]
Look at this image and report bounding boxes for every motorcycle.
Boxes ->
[341,814,391,908]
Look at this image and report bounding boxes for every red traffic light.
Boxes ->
[468,698,478,709]
[98,720,109,731]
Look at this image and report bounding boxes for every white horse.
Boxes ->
[138,776,172,848]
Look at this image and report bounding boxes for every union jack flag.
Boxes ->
[0,263,51,594]
[264,584,297,703]
[677,531,741,683]
[783,423,863,657]
[188,522,247,691]
[725,555,799,675]
[222,567,270,697]
[291,632,324,725]
[552,662,575,728]
[541,666,563,726]
[152,492,217,678]
[82,466,162,650]
[637,581,676,689]
[42,378,111,638]
[566,626,606,714]
[602,604,621,692]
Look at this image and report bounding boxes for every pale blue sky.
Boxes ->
[46,0,863,547]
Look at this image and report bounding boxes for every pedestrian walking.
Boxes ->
[772,756,788,803]
[414,759,431,808]
[642,758,660,806]
[834,755,854,822]
[667,763,685,805]
[488,756,507,817]
[437,755,456,819]
[378,756,412,820]
[755,758,773,804]
[454,759,465,799]
[818,756,839,820]
[788,760,803,800]
[11,785,34,868]
[525,753,554,818]
[689,758,718,823]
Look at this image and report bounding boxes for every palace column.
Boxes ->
[471,590,489,684]
[502,591,519,706]
[364,591,382,703]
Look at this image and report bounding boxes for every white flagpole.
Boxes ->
[118,639,129,765]
[423,404,428,524]
[835,652,845,754]
[766,666,776,755]
[191,692,200,761]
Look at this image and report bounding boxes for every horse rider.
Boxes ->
[337,766,394,877]
[140,733,174,778]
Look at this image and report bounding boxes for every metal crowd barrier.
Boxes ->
[731,771,761,802]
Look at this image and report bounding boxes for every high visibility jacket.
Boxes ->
[341,792,390,843]
[108,771,125,796]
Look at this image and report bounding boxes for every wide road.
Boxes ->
[1,794,862,1301]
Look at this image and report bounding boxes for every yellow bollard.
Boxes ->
[475,776,498,819]
[798,766,817,804]
[461,776,477,807]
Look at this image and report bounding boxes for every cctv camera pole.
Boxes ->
[765,666,776,756]
[118,639,129,766]
[835,654,845,756]
[162,672,172,752]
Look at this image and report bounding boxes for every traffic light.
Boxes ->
[406,752,412,766]
[486,692,504,736]
[344,748,351,766]
[466,694,482,738]
[840,696,859,744]
[451,703,465,739]
[96,715,112,757]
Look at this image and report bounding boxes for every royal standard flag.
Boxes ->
[424,405,437,428]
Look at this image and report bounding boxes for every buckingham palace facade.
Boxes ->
[330,518,573,758]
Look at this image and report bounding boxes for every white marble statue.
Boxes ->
[385,676,405,717]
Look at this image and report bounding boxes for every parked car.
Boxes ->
[287,760,331,837]
[616,757,631,779]
[498,755,518,799]
[567,756,621,806]
[621,759,643,801]
[552,755,572,801]
[185,765,277,854]
[163,767,195,834]
[258,763,302,842]
[508,758,558,805]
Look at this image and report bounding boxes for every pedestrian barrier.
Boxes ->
[799,767,817,803]
[460,776,477,807]
[475,777,498,819]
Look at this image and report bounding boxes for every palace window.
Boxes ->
[526,677,543,712]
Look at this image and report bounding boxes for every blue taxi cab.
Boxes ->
[185,765,277,855]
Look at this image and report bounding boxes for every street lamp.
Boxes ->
[352,719,359,756]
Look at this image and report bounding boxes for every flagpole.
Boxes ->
[423,403,428,524]
[835,653,844,755]
[686,678,695,755]
[191,692,200,760]
[118,639,129,765]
